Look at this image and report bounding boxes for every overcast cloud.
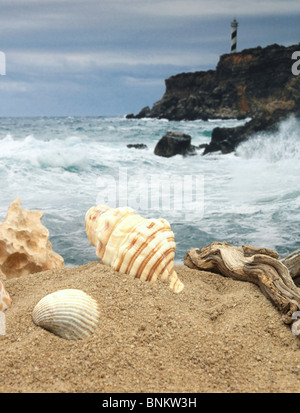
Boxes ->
[0,0,299,116]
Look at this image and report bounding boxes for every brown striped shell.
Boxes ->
[85,205,184,293]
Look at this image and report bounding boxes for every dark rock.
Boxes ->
[125,113,135,119]
[154,131,196,157]
[197,144,208,149]
[127,143,148,150]
[197,143,209,151]
[134,106,151,119]
[203,110,288,154]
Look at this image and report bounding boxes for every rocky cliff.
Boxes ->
[131,43,300,122]
[128,43,300,153]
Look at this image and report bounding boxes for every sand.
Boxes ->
[1,261,300,393]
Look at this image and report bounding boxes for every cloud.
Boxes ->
[123,76,164,87]
[1,1,299,34]
[0,0,299,116]
[8,48,219,74]
[88,0,300,19]
[125,0,300,17]
[0,80,29,93]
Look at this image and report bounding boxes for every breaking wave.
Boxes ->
[236,116,300,162]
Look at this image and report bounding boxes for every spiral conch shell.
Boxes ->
[32,289,99,340]
[85,205,184,293]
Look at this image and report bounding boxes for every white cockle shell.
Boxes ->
[32,289,99,340]
[85,205,184,293]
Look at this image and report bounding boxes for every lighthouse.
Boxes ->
[231,19,238,53]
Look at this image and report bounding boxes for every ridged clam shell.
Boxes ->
[32,289,99,340]
[85,205,184,293]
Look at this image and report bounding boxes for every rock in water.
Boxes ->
[127,143,148,149]
[0,198,65,279]
[132,106,151,119]
[203,110,289,154]
[154,131,195,157]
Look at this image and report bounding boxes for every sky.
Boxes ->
[0,0,299,117]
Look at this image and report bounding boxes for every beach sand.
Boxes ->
[1,261,300,393]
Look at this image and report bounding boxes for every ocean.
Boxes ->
[0,115,299,267]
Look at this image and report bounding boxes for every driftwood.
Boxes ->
[281,249,300,282]
[184,242,300,333]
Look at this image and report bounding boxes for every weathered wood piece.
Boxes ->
[184,241,300,327]
[281,249,300,281]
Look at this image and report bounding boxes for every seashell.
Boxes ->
[85,205,184,293]
[32,289,99,340]
[0,279,11,312]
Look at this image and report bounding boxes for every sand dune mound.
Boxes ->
[1,261,299,393]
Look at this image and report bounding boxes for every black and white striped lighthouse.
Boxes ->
[231,18,238,53]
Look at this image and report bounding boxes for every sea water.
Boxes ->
[0,115,299,266]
